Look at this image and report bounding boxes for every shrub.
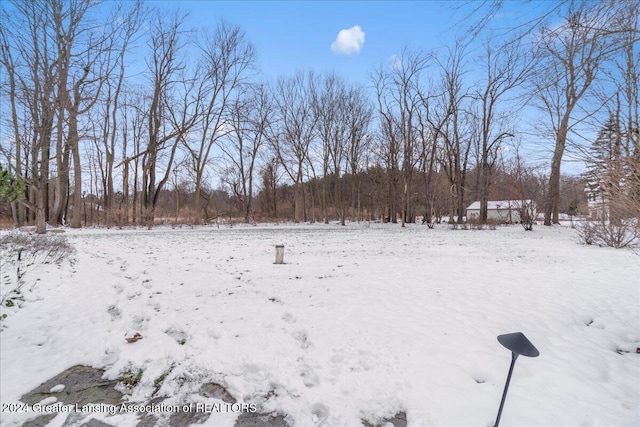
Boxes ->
[0,232,76,305]
[520,208,535,231]
[575,220,638,248]
[575,222,596,245]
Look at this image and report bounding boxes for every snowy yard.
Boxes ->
[1,223,638,427]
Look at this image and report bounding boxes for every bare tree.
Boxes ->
[507,143,545,230]
[372,49,428,226]
[415,71,448,228]
[1,0,102,231]
[344,85,373,223]
[141,10,200,228]
[0,8,26,226]
[317,79,372,226]
[257,156,280,219]
[315,73,337,224]
[61,17,114,228]
[47,0,94,229]
[270,71,319,222]
[434,42,472,224]
[220,82,272,222]
[1,1,147,231]
[91,2,144,228]
[472,39,531,223]
[183,20,255,224]
[315,73,351,224]
[372,67,400,224]
[1,0,61,233]
[119,89,147,225]
[533,2,629,225]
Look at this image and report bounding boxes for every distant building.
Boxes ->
[584,182,609,220]
[466,200,536,224]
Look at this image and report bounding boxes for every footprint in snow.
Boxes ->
[282,312,296,324]
[293,330,312,349]
[165,328,188,345]
[311,402,329,423]
[299,363,320,388]
[127,291,142,300]
[107,305,121,320]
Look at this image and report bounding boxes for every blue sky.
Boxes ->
[150,1,500,84]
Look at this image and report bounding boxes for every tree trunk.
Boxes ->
[69,115,82,229]
[479,168,489,223]
[544,126,567,225]
[194,179,203,224]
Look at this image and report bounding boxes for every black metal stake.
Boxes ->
[494,332,539,427]
[494,352,518,427]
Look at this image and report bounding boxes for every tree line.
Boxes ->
[0,0,638,233]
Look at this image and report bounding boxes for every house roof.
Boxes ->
[466,200,533,210]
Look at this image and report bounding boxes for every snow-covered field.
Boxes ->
[1,223,639,427]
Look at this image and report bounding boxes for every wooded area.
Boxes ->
[0,0,638,232]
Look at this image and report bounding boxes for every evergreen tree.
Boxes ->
[585,116,640,223]
[0,165,24,203]
[585,116,623,191]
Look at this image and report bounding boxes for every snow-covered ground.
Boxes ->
[1,223,638,426]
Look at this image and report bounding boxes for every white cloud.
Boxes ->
[331,25,365,55]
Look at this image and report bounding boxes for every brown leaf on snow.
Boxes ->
[126,332,143,343]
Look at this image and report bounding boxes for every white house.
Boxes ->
[466,200,536,224]
[584,182,609,220]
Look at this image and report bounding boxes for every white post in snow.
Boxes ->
[275,245,285,264]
